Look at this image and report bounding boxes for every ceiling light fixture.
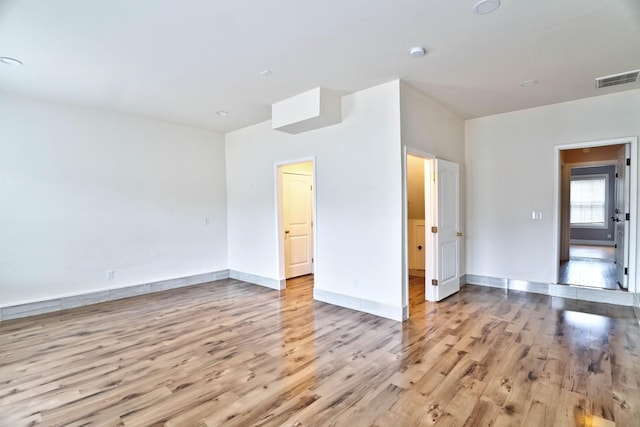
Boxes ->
[0,56,23,66]
[473,0,501,15]
[216,110,229,117]
[259,69,273,77]
[520,79,538,87]
[409,46,426,58]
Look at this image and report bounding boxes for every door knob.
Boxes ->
[285,230,290,234]
[456,232,463,237]
[417,245,423,250]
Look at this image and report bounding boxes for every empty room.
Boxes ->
[1,1,640,426]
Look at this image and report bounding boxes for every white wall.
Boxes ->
[400,82,466,291]
[0,93,228,306]
[226,81,404,314]
[406,154,425,220]
[400,82,466,165]
[465,89,640,287]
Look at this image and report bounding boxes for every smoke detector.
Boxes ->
[409,46,426,58]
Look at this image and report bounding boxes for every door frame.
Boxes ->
[403,147,436,318]
[553,136,638,293]
[275,157,317,288]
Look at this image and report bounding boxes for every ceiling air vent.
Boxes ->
[595,70,640,89]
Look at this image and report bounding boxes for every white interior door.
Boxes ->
[283,172,314,278]
[426,159,461,302]
[615,144,630,289]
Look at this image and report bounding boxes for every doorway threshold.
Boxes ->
[466,274,634,306]
[550,283,633,306]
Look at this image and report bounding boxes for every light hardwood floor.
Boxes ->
[559,245,619,290]
[1,275,639,426]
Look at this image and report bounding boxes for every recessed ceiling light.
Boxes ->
[259,69,273,77]
[520,79,538,87]
[0,57,23,66]
[409,46,426,58]
[473,0,501,15]
[216,111,229,117]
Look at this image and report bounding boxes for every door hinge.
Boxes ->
[614,243,617,249]
[312,257,314,263]
[626,158,631,166]
[310,185,312,191]
[432,279,438,286]
[624,267,628,275]
[626,213,630,221]
[431,226,438,233]
[615,172,619,178]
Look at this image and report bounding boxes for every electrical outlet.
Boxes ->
[106,270,115,280]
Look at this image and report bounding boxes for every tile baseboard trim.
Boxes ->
[465,274,635,307]
[0,270,230,322]
[228,270,285,290]
[570,239,615,247]
[634,293,640,325]
[314,288,404,322]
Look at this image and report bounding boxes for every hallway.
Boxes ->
[559,245,619,290]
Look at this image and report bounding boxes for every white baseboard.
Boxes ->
[229,270,285,290]
[313,288,404,321]
[0,270,230,322]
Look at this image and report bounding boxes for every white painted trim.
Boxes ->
[274,157,317,288]
[229,270,285,290]
[313,288,404,321]
[553,136,638,294]
[0,270,230,321]
[402,146,436,320]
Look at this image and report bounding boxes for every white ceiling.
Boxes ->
[1,0,639,133]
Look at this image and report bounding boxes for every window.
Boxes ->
[570,174,608,227]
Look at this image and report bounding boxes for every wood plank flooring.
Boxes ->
[1,275,639,426]
[559,245,620,290]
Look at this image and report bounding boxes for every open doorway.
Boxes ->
[404,150,462,318]
[276,159,315,292]
[557,139,636,292]
[406,153,428,311]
